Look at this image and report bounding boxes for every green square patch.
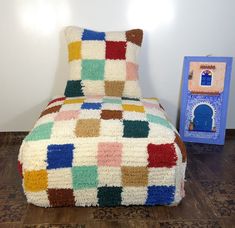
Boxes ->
[72,166,98,189]
[123,120,149,138]
[98,187,122,207]
[64,80,84,97]
[81,60,105,80]
[25,122,53,141]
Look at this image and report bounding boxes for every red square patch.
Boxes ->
[106,41,126,59]
[147,143,177,168]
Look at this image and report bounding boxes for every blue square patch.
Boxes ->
[82,29,105,41]
[146,186,175,205]
[81,102,102,110]
[47,144,74,169]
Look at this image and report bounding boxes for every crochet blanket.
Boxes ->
[18,96,187,207]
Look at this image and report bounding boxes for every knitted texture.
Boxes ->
[18,96,187,207]
[64,26,143,98]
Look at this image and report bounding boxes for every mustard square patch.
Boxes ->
[68,41,81,61]
[122,104,145,113]
[24,170,48,192]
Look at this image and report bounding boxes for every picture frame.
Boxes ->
[179,56,233,145]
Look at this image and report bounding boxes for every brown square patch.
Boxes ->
[40,105,62,118]
[47,188,75,207]
[24,169,48,192]
[101,110,123,120]
[105,81,125,97]
[75,119,100,137]
[126,29,143,46]
[121,166,148,187]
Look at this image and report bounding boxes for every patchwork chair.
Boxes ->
[18,27,187,207]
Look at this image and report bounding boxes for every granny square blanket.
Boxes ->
[18,96,187,207]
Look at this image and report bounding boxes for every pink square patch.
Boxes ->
[142,101,158,109]
[126,62,138,80]
[55,110,79,121]
[98,142,122,166]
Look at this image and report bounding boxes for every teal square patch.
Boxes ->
[81,60,105,80]
[147,114,172,129]
[103,97,122,104]
[25,122,53,141]
[72,166,98,189]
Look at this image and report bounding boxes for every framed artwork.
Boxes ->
[179,56,233,145]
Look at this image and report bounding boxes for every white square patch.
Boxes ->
[65,26,83,43]
[104,60,126,80]
[81,41,105,59]
[148,167,175,186]
[79,109,101,119]
[102,103,123,111]
[123,81,141,98]
[48,168,73,189]
[100,119,123,137]
[51,120,77,140]
[69,60,82,80]
[74,188,98,206]
[122,140,148,166]
[25,190,50,207]
[122,187,147,205]
[98,167,121,187]
[126,42,139,64]
[82,80,105,96]
[105,31,126,41]
[73,141,98,166]
[123,111,147,121]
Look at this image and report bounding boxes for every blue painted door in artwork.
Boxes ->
[193,104,213,132]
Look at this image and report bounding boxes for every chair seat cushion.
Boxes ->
[18,96,187,207]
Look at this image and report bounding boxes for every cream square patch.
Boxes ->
[148,167,175,186]
[25,190,50,207]
[105,32,126,41]
[74,188,98,206]
[81,41,105,59]
[123,81,141,98]
[79,109,101,119]
[100,119,123,137]
[65,26,83,43]
[122,140,148,166]
[51,120,77,140]
[73,141,98,166]
[69,60,82,80]
[122,187,147,205]
[82,80,105,96]
[126,42,139,64]
[98,167,121,187]
[48,168,73,188]
[104,60,126,80]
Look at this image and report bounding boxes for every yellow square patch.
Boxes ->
[24,170,48,192]
[68,41,81,61]
[122,104,145,113]
[64,98,85,104]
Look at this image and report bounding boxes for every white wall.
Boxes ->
[0,0,234,131]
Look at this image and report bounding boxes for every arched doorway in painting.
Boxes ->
[193,104,213,132]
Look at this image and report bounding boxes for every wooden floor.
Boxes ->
[0,132,234,228]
